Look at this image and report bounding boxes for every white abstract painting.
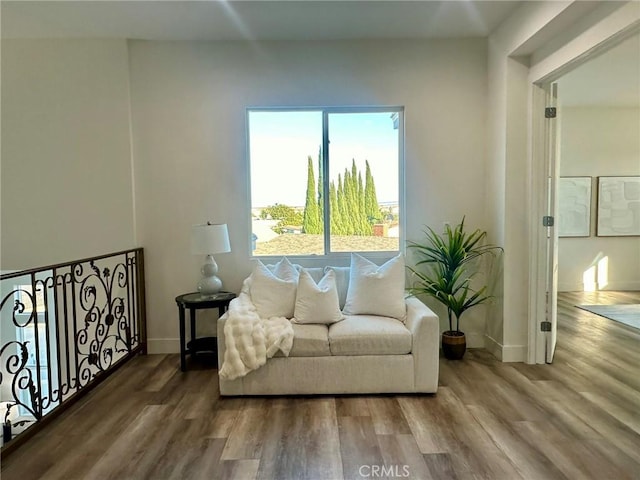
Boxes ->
[558,177,591,237]
[597,176,640,236]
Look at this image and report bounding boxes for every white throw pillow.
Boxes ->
[265,257,300,282]
[324,266,350,309]
[343,253,406,321]
[268,263,324,284]
[297,266,325,284]
[293,269,344,325]
[250,258,298,318]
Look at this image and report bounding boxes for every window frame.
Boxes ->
[246,106,405,261]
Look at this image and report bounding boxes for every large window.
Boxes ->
[248,107,403,256]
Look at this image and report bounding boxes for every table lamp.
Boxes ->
[191,222,231,295]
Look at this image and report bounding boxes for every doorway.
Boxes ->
[532,31,640,364]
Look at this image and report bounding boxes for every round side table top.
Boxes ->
[175,291,236,307]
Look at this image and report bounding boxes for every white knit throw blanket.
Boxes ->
[218,292,294,380]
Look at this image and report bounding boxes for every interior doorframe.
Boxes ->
[527,83,549,364]
[526,23,640,364]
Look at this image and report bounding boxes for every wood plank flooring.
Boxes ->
[1,291,639,479]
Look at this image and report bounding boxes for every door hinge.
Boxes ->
[545,107,557,118]
[543,216,554,227]
[541,321,552,332]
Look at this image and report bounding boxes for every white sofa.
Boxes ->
[217,263,440,396]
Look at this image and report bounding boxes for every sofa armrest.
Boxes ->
[405,296,440,392]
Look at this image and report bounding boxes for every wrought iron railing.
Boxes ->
[0,248,146,451]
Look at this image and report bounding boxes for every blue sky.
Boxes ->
[249,110,399,207]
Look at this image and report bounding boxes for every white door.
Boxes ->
[544,83,560,363]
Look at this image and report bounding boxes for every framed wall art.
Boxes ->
[558,176,592,237]
[597,176,640,237]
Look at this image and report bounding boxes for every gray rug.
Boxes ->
[576,304,640,330]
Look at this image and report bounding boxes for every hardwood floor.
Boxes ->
[1,291,639,479]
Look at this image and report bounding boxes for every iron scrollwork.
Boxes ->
[0,291,40,423]
[0,249,145,444]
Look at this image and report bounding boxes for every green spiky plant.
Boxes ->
[407,217,502,333]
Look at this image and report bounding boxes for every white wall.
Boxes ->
[1,39,136,270]
[486,1,574,361]
[558,106,640,291]
[128,39,489,352]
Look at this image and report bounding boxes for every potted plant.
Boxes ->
[407,218,502,360]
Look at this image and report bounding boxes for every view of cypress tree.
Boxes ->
[317,147,324,222]
[302,156,322,234]
[342,170,357,235]
[301,157,383,236]
[357,171,372,235]
[329,181,341,235]
[339,163,370,236]
[336,174,353,235]
[364,160,381,223]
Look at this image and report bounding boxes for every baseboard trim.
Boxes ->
[483,335,526,362]
[603,281,640,291]
[484,334,503,361]
[466,332,485,349]
[148,338,180,354]
[559,281,640,292]
[502,344,527,362]
[558,283,583,292]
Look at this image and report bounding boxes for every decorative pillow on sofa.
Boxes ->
[296,266,325,284]
[323,266,350,310]
[250,257,298,318]
[343,253,407,321]
[263,257,300,281]
[293,269,344,325]
[267,263,324,283]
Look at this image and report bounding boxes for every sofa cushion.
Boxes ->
[293,269,344,325]
[287,323,331,357]
[328,315,412,356]
[343,253,407,321]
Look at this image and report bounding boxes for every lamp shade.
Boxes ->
[191,223,231,255]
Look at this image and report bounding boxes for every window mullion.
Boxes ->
[322,111,331,255]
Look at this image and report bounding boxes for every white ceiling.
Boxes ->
[1,1,522,41]
[3,1,637,107]
[559,33,640,107]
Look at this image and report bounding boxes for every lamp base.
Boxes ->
[198,255,223,295]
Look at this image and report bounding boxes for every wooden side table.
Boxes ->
[175,291,236,371]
